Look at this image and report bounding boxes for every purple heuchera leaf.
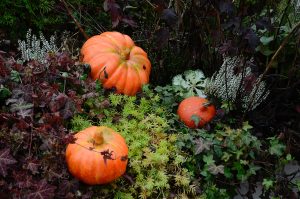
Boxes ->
[49,93,68,112]
[25,179,56,199]
[154,28,170,49]
[219,1,234,14]
[161,9,178,27]
[26,158,40,175]
[0,148,17,177]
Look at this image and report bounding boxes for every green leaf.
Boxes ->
[0,85,11,100]
[248,164,261,175]
[191,114,200,127]
[256,45,274,56]
[268,137,286,157]
[224,167,233,179]
[61,72,68,78]
[234,149,243,160]
[95,80,102,92]
[10,70,21,83]
[286,154,292,161]
[296,180,300,191]
[203,154,215,165]
[242,121,253,131]
[262,178,274,190]
[260,36,274,45]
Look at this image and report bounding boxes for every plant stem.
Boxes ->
[245,20,300,114]
[60,0,90,40]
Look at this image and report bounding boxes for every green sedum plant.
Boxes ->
[71,88,196,198]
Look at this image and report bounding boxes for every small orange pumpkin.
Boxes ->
[65,126,128,185]
[81,31,151,96]
[177,96,216,128]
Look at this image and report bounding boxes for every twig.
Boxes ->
[274,0,292,40]
[60,0,90,40]
[144,0,156,8]
[245,21,300,113]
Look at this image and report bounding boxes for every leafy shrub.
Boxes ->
[0,47,98,198]
[155,70,207,111]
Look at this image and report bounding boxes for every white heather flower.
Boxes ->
[17,29,58,64]
[205,56,269,111]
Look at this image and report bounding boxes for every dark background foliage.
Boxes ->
[0,0,299,198]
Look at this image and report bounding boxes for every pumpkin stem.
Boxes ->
[200,101,212,111]
[93,129,105,145]
[120,48,130,60]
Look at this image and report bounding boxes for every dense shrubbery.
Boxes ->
[0,0,299,198]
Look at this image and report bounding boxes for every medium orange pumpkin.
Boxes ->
[81,31,151,96]
[65,126,128,185]
[177,96,216,128]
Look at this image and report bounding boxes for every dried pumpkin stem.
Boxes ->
[93,129,104,145]
[200,101,212,111]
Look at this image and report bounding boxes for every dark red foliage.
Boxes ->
[24,179,56,199]
[103,0,137,28]
[0,51,98,198]
[0,148,17,177]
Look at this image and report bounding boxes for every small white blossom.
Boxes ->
[205,56,269,111]
[17,29,58,64]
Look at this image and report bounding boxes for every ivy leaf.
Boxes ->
[268,137,286,156]
[194,138,212,155]
[0,148,17,177]
[248,164,261,175]
[242,121,253,131]
[203,154,215,165]
[191,114,200,127]
[262,179,274,190]
[256,45,274,56]
[260,36,274,45]
[25,179,56,199]
[208,164,224,175]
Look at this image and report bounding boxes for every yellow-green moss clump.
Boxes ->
[70,90,195,198]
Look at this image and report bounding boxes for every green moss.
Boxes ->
[70,91,195,198]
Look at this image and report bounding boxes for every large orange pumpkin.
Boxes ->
[177,96,216,128]
[81,31,151,96]
[65,126,128,185]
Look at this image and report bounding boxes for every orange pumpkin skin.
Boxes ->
[65,126,128,185]
[177,97,216,128]
[81,31,151,96]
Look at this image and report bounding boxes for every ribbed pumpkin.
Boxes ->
[81,31,151,96]
[65,126,128,185]
[177,96,216,128]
